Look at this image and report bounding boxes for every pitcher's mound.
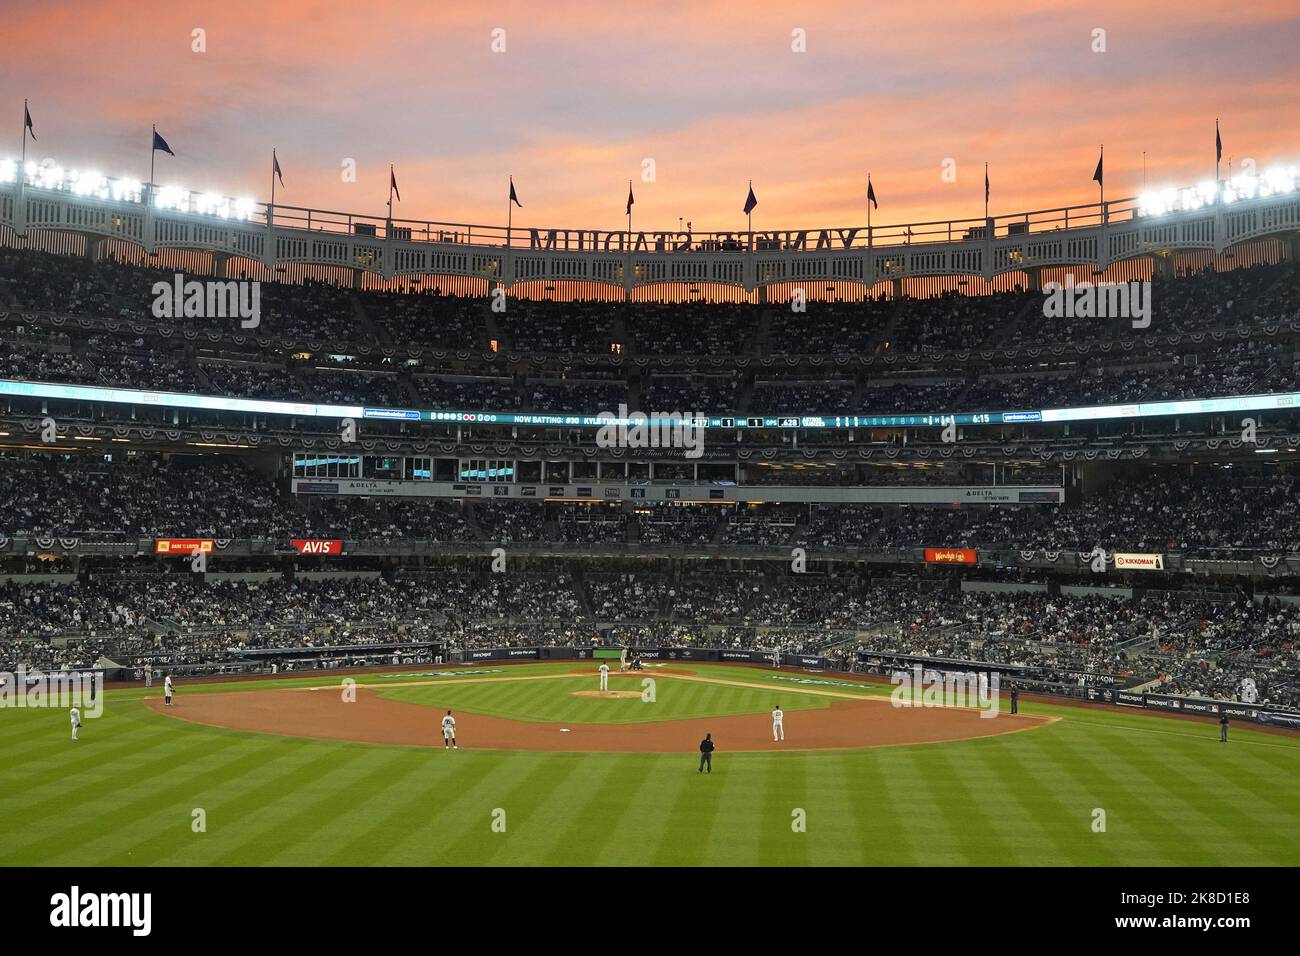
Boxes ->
[571,690,642,700]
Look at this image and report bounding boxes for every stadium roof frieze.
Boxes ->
[4,163,1300,290]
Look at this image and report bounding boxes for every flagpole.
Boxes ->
[507,176,513,249]
[983,162,989,222]
[747,179,752,250]
[388,164,394,223]
[1099,144,1104,217]
[269,148,277,231]
[627,178,632,246]
[1215,119,1221,185]
[149,124,157,203]
[18,100,29,238]
[867,173,873,250]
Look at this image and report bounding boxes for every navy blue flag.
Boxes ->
[510,179,522,207]
[24,104,35,141]
[390,167,400,202]
[152,130,174,155]
[867,179,878,210]
[743,184,758,215]
[1092,151,1103,186]
[273,150,284,187]
[984,167,990,203]
[626,184,634,215]
[1215,120,1222,163]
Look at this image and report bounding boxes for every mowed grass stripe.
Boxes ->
[190,745,416,866]
[68,741,371,867]
[281,747,494,867]
[323,749,515,866]
[648,756,729,866]
[1149,739,1300,853]
[588,754,686,866]
[922,744,1028,865]
[980,733,1116,866]
[757,751,810,866]
[421,753,604,866]
[697,755,766,866]
[534,754,653,865]
[0,725,253,841]
[1037,725,1198,865]
[29,736,311,866]
[1101,730,1292,864]
[827,749,912,866]
[881,748,989,865]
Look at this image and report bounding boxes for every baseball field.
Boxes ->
[2,661,1298,866]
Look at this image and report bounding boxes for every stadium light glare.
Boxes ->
[2,155,254,222]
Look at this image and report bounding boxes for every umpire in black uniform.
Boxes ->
[698,733,715,773]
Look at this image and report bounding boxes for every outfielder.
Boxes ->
[70,706,80,741]
[771,704,785,742]
[164,674,174,706]
[599,662,610,691]
[442,710,457,749]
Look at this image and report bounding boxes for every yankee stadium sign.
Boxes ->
[526,227,868,253]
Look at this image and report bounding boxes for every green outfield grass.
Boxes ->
[1,662,1297,866]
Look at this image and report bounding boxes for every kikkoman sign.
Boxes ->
[1113,552,1165,571]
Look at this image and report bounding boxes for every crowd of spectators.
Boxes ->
[6,570,1294,704]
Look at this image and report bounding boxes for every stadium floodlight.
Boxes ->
[1263,165,1294,195]
[234,197,256,221]
[111,178,143,203]
[153,184,187,211]
[0,158,15,184]
[36,162,65,190]
[71,169,108,199]
[194,191,224,216]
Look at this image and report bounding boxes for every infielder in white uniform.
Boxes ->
[164,675,174,706]
[771,704,785,742]
[441,710,457,749]
[70,707,80,741]
[599,662,610,691]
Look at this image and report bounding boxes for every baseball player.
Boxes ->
[164,674,174,706]
[70,706,80,741]
[599,662,610,692]
[771,704,785,742]
[442,710,457,749]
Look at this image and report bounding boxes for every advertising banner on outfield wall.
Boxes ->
[465,647,541,661]
[1113,552,1165,571]
[924,548,978,564]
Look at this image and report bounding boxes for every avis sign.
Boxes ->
[291,539,344,555]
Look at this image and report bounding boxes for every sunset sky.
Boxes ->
[4,0,1300,234]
